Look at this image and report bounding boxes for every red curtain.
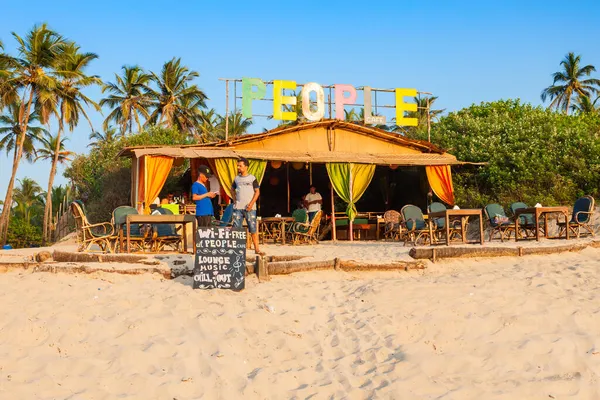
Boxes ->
[425,165,455,206]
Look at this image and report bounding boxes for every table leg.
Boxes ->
[564,211,570,240]
[461,217,467,244]
[119,227,124,253]
[428,218,434,245]
[126,220,131,253]
[479,213,484,245]
[183,221,188,253]
[445,215,450,246]
[281,222,286,244]
[544,213,549,238]
[515,213,520,242]
[534,210,540,241]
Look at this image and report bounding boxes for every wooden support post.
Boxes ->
[257,255,270,282]
[349,164,354,242]
[331,184,337,241]
[286,162,290,214]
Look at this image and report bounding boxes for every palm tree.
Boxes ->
[36,131,74,243]
[40,43,100,243]
[12,177,44,225]
[195,108,220,142]
[571,95,600,115]
[541,52,600,115]
[409,95,445,126]
[214,111,252,141]
[0,100,47,162]
[0,24,66,244]
[100,65,151,134]
[88,126,122,148]
[146,58,207,132]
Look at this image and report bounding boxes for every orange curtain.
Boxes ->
[144,156,174,214]
[426,165,455,206]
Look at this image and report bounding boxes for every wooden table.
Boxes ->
[428,209,484,245]
[514,206,569,241]
[260,217,295,244]
[126,214,197,253]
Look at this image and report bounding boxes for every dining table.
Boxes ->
[427,209,485,245]
[260,217,295,244]
[514,206,570,241]
[125,214,197,253]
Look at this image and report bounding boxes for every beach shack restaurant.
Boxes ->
[118,120,462,240]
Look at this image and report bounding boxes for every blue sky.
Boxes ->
[1,0,600,197]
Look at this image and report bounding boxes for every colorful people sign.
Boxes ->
[241,78,418,126]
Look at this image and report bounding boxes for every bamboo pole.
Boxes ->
[225,80,229,141]
[331,184,336,241]
[286,162,290,214]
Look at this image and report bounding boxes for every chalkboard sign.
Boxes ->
[193,227,246,291]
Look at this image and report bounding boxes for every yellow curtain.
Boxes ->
[144,156,173,214]
[214,158,267,198]
[426,165,455,206]
[326,162,375,221]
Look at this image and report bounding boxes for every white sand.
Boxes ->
[1,247,600,399]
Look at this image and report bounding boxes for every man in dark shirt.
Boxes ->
[191,165,217,227]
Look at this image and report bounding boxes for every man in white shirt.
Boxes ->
[208,174,221,218]
[304,185,322,222]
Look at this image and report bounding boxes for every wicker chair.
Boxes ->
[510,202,545,239]
[290,210,322,245]
[558,196,596,238]
[401,205,432,246]
[484,204,516,242]
[112,206,150,253]
[428,202,463,243]
[151,207,183,252]
[70,201,116,253]
[382,210,404,241]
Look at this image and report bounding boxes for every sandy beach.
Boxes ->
[0,246,599,399]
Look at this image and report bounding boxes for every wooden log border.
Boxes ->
[409,240,600,261]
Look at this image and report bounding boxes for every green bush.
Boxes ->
[7,218,42,248]
[432,100,600,207]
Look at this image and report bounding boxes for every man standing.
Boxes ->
[208,174,221,218]
[231,158,264,255]
[192,165,216,227]
[304,185,322,222]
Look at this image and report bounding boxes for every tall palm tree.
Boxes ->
[0,100,47,162]
[12,177,44,225]
[0,24,66,244]
[409,95,445,126]
[39,43,100,243]
[100,65,151,134]
[88,126,122,148]
[146,58,207,131]
[35,130,74,233]
[571,95,600,115]
[541,52,600,115]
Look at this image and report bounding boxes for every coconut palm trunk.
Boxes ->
[0,89,35,244]
[41,120,63,244]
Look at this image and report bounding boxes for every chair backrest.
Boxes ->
[70,201,89,243]
[112,206,142,235]
[383,210,400,225]
[154,207,178,236]
[401,205,426,230]
[428,202,447,229]
[306,211,322,236]
[291,208,308,224]
[572,196,594,223]
[510,202,532,225]
[218,203,234,227]
[484,204,508,227]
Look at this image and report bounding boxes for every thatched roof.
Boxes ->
[117,120,481,166]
